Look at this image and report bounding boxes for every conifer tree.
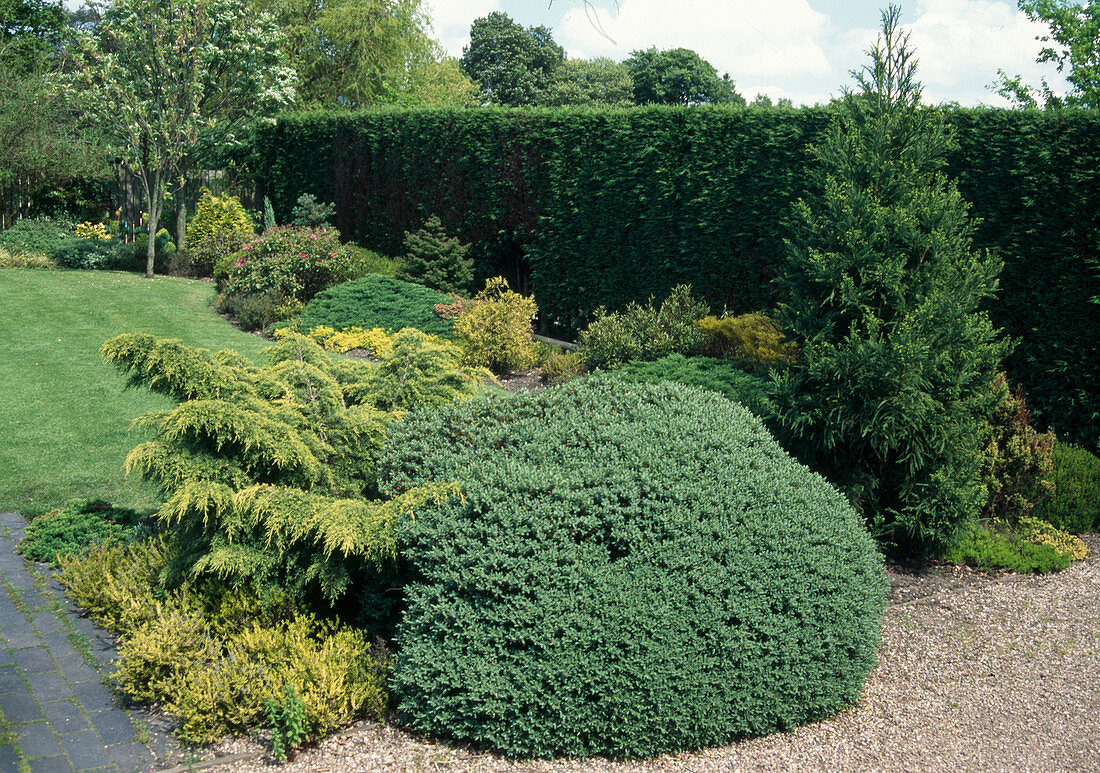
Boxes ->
[396,215,473,294]
[773,6,1010,554]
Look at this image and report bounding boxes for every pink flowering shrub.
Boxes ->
[221,226,360,303]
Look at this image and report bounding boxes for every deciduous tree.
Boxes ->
[460,11,564,106]
[625,46,745,106]
[68,0,296,277]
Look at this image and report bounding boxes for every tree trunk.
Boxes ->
[144,181,159,279]
[176,190,187,250]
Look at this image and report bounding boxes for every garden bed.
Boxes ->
[195,532,1100,771]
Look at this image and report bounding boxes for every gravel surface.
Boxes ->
[205,534,1100,773]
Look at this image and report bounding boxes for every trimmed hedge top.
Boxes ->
[379,378,887,760]
[298,274,454,337]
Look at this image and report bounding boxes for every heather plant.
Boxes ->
[944,517,1085,573]
[60,539,389,746]
[695,312,798,369]
[395,215,474,294]
[978,374,1055,521]
[452,276,539,372]
[540,349,586,385]
[381,378,886,760]
[18,499,142,566]
[579,284,708,370]
[99,331,465,608]
[1032,441,1100,532]
[772,8,1009,554]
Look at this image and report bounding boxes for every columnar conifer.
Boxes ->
[773,6,1010,554]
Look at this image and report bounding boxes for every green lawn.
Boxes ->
[0,270,271,517]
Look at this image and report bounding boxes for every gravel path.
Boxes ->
[211,533,1100,773]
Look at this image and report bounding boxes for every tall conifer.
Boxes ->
[774,6,1010,554]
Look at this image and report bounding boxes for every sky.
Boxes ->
[425,0,1069,106]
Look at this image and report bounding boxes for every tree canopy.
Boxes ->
[460,11,564,106]
[545,57,634,107]
[625,47,745,106]
[67,0,296,276]
[997,0,1100,108]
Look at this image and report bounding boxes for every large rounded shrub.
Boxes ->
[380,378,887,760]
[300,274,453,337]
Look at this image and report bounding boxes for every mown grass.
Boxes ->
[0,270,270,517]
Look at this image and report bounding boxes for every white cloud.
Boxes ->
[906,0,1065,105]
[426,0,503,60]
[425,0,1069,107]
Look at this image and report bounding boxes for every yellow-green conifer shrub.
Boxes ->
[306,325,395,358]
[695,312,798,368]
[99,331,466,606]
[185,187,254,250]
[453,276,539,372]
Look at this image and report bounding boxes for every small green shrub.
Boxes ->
[978,374,1055,521]
[0,218,73,255]
[1032,441,1100,533]
[944,519,1076,573]
[289,193,336,229]
[345,245,397,278]
[579,284,708,370]
[381,378,886,760]
[267,683,308,761]
[695,312,798,368]
[300,275,454,337]
[452,276,539,372]
[215,290,301,332]
[50,237,129,270]
[18,499,142,566]
[609,353,775,418]
[221,226,361,304]
[541,349,587,385]
[185,188,254,250]
[395,215,473,294]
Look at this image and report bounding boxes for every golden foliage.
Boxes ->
[453,276,539,372]
[695,312,798,367]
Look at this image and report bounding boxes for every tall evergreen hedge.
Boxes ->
[252,107,1100,444]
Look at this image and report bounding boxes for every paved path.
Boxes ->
[0,512,157,772]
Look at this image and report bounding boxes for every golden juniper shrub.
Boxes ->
[185,187,254,250]
[453,276,539,372]
[1019,516,1089,562]
[100,331,466,604]
[695,312,798,367]
[541,350,587,385]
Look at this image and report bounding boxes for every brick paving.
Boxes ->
[0,512,157,772]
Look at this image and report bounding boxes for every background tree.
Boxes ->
[1,0,68,70]
[544,57,634,107]
[996,0,1100,108]
[460,11,564,106]
[257,0,437,109]
[625,47,745,106]
[68,0,296,278]
[773,6,1009,554]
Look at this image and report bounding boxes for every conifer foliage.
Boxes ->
[396,215,474,294]
[100,331,469,606]
[773,7,1009,554]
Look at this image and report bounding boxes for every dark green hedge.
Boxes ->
[253,107,1100,444]
[379,379,886,759]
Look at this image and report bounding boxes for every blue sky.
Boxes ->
[426,0,1069,106]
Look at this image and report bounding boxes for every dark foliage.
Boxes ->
[380,378,887,760]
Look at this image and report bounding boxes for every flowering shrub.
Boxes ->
[221,226,360,304]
